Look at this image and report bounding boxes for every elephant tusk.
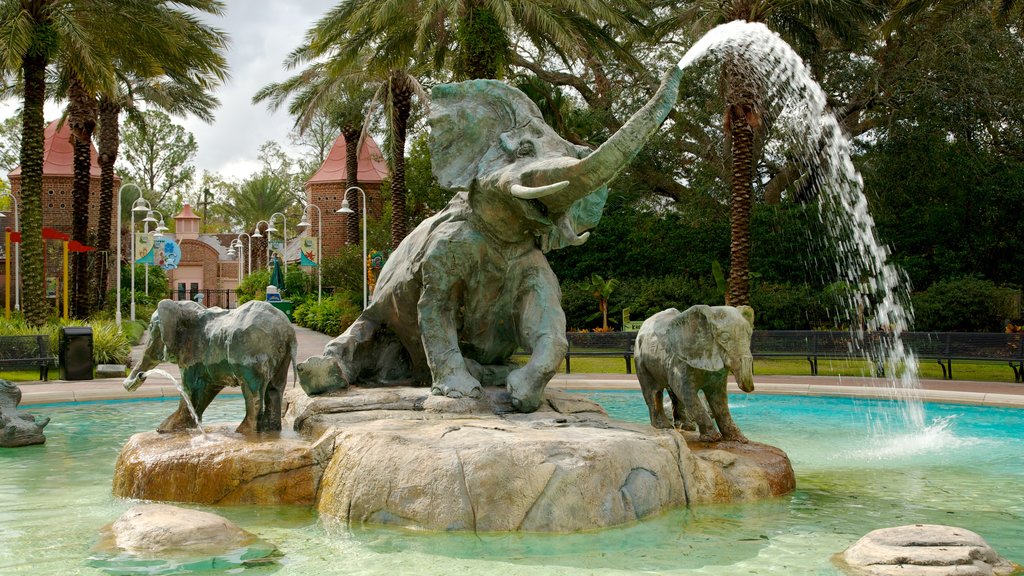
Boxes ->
[569,231,590,246]
[511,181,570,199]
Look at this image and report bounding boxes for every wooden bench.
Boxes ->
[565,331,638,374]
[0,335,55,381]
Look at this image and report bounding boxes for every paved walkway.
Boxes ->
[14,325,1024,407]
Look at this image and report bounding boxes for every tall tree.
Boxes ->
[222,173,295,269]
[652,0,878,306]
[118,110,199,210]
[66,75,98,317]
[0,0,227,324]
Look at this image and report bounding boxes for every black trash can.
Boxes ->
[59,326,94,380]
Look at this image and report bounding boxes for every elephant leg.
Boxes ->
[666,387,695,432]
[675,368,720,443]
[704,376,747,443]
[417,262,481,399]
[158,367,222,433]
[637,362,671,429]
[507,266,567,412]
[256,357,290,433]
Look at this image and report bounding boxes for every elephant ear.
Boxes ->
[429,80,545,191]
[156,300,201,359]
[737,305,755,328]
[675,305,724,372]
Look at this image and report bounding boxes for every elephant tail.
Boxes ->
[291,342,299,387]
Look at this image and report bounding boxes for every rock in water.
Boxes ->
[0,379,49,447]
[835,524,1020,576]
[91,503,277,572]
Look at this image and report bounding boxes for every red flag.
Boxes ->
[42,227,69,241]
[68,240,96,252]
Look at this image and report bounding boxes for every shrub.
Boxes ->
[293,292,361,336]
[0,317,131,366]
[911,276,1015,332]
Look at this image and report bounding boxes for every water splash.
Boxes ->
[847,415,987,461]
[141,368,208,441]
[676,21,925,432]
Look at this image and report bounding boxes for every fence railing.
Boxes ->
[170,288,238,309]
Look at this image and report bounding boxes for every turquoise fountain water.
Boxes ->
[0,393,1020,574]
[677,21,925,432]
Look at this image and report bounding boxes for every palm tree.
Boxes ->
[255,76,371,247]
[0,0,228,325]
[223,173,295,269]
[318,0,649,81]
[653,0,878,307]
[588,273,618,331]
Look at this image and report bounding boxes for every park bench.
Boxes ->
[0,335,55,381]
[749,330,1024,381]
[564,331,638,374]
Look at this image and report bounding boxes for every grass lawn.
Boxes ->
[0,370,45,382]
[545,356,1020,383]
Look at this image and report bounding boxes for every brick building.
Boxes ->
[305,133,388,257]
[2,120,120,309]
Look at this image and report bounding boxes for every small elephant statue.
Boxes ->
[300,66,685,412]
[0,379,49,447]
[124,300,297,434]
[635,305,755,442]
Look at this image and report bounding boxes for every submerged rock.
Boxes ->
[835,524,1021,576]
[0,379,49,447]
[91,503,277,574]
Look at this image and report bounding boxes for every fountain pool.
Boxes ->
[0,391,1020,575]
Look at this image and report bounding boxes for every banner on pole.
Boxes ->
[134,232,154,264]
[157,238,181,270]
[299,237,318,267]
[269,239,286,262]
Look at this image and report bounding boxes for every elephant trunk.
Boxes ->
[734,354,755,393]
[518,66,683,213]
[123,330,162,392]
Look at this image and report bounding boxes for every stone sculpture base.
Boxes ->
[113,387,794,532]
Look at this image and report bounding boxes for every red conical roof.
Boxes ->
[8,120,102,178]
[306,134,389,185]
[175,202,200,220]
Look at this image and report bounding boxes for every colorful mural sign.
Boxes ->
[300,237,319,267]
[159,238,181,270]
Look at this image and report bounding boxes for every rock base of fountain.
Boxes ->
[113,387,794,532]
[113,424,330,505]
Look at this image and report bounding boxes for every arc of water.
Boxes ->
[141,368,208,440]
[675,20,925,431]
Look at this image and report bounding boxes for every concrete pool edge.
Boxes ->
[13,373,1024,408]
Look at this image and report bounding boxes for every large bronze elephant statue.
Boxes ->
[300,67,683,412]
[124,300,297,434]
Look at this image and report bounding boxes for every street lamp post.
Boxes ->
[228,239,244,288]
[0,191,20,311]
[252,220,271,270]
[235,232,252,277]
[129,194,151,322]
[297,203,322,304]
[268,212,288,274]
[337,186,368,309]
[141,209,163,296]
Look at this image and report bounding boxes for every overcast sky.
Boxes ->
[182,0,327,181]
[3,0,330,182]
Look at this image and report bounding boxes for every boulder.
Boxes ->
[835,524,1021,576]
[291,386,794,532]
[91,503,277,572]
[0,379,48,447]
[113,424,330,505]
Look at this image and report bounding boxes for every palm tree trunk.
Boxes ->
[725,60,757,307]
[389,72,412,248]
[19,49,48,326]
[96,98,121,310]
[69,75,98,318]
[341,124,360,247]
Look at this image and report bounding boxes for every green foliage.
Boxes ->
[119,110,199,209]
[293,292,362,336]
[0,317,131,366]
[405,133,454,227]
[236,266,315,304]
[911,277,1019,332]
[454,6,508,80]
[320,247,365,296]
